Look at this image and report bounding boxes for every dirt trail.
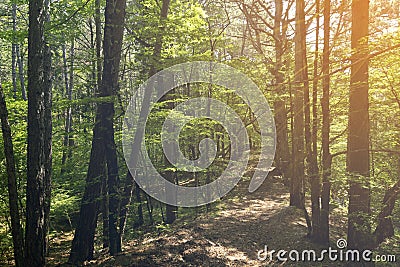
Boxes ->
[57,177,347,267]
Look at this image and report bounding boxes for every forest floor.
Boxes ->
[47,175,398,266]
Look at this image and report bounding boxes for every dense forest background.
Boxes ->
[0,0,400,266]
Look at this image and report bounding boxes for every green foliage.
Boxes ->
[1,0,400,263]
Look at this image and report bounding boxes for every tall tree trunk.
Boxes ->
[68,112,105,264]
[94,0,109,249]
[320,0,331,246]
[347,0,372,251]
[43,28,52,260]
[69,0,127,261]
[309,0,321,242]
[61,40,74,169]
[273,0,290,184]
[163,88,178,222]
[95,0,102,90]
[0,83,25,267]
[101,0,127,255]
[25,0,52,265]
[12,2,18,100]
[118,0,171,234]
[290,0,306,209]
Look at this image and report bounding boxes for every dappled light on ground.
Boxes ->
[47,178,357,266]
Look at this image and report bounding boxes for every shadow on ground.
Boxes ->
[49,176,369,266]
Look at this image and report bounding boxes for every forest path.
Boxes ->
[62,176,346,267]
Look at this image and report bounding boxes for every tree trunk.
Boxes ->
[101,165,109,249]
[61,40,74,169]
[68,113,105,264]
[347,0,372,251]
[95,0,102,90]
[11,2,26,100]
[16,45,26,101]
[95,0,109,250]
[0,83,25,267]
[164,170,177,224]
[118,0,171,234]
[135,181,144,227]
[25,0,52,265]
[273,0,290,184]
[320,0,331,245]
[12,2,18,100]
[374,178,400,245]
[309,0,321,242]
[100,0,127,255]
[43,27,52,260]
[290,0,306,209]
[69,0,127,261]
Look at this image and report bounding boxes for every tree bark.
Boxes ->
[309,0,321,242]
[25,0,52,265]
[101,166,109,249]
[273,0,290,185]
[290,0,306,209]
[69,0,127,261]
[68,112,105,264]
[320,0,331,245]
[11,3,26,101]
[12,2,18,99]
[61,40,74,169]
[16,46,26,101]
[95,0,102,90]
[118,0,171,234]
[347,0,372,251]
[0,83,25,267]
[101,0,127,255]
[374,178,400,245]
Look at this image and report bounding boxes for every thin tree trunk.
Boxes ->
[25,0,52,265]
[162,78,178,223]
[164,170,177,224]
[135,181,144,227]
[273,0,290,184]
[290,0,306,209]
[320,0,331,245]
[309,0,321,242]
[118,0,171,234]
[16,46,26,101]
[61,43,69,103]
[0,83,25,267]
[11,2,26,100]
[95,0,102,90]
[11,0,27,101]
[68,40,74,152]
[12,2,18,99]
[61,40,74,169]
